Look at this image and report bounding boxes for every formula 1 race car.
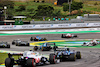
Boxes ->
[82,40,99,46]
[12,39,29,46]
[61,33,77,38]
[30,36,47,41]
[5,50,60,67]
[55,48,81,61]
[0,41,10,48]
[34,42,58,51]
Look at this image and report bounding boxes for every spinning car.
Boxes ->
[12,39,29,46]
[0,41,10,48]
[61,33,77,38]
[30,36,47,41]
[82,40,99,46]
[5,50,60,67]
[34,42,58,51]
[55,48,81,61]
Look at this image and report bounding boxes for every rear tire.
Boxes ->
[5,58,14,67]
[12,42,15,45]
[30,37,33,41]
[49,54,56,64]
[69,53,76,61]
[76,51,81,59]
[7,45,10,48]
[26,58,36,67]
[61,34,64,38]
[44,38,47,41]
[74,35,77,37]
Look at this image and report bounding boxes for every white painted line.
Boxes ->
[0,28,100,34]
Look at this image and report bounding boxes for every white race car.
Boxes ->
[5,50,60,67]
[61,33,77,38]
[82,40,99,46]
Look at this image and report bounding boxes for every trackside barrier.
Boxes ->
[0,23,100,30]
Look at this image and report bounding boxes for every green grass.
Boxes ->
[0,53,8,64]
[0,53,20,64]
[11,0,100,21]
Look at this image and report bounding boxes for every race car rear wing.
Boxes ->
[8,53,23,58]
[55,48,68,51]
[47,42,56,45]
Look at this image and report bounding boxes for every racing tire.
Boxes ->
[92,42,97,46]
[49,54,56,64]
[30,37,33,41]
[26,58,36,67]
[44,38,47,41]
[7,45,10,48]
[34,39,38,41]
[74,35,77,37]
[5,58,14,67]
[34,46,38,51]
[61,34,64,38]
[16,43,19,46]
[69,53,76,61]
[27,43,30,46]
[12,42,15,45]
[76,51,81,59]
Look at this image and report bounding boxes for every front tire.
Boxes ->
[76,51,81,59]
[5,58,14,67]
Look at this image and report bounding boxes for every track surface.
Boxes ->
[1,33,100,67]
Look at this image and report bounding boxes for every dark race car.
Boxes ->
[34,42,58,51]
[30,36,47,41]
[0,41,10,48]
[55,48,81,61]
[5,51,60,67]
[61,33,77,38]
[12,39,29,46]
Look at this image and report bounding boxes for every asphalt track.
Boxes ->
[1,33,100,67]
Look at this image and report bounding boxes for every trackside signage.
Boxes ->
[0,23,100,30]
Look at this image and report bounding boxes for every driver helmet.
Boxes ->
[67,48,69,51]
[29,49,32,51]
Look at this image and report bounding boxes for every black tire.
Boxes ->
[16,43,18,46]
[34,39,38,41]
[44,38,47,41]
[26,58,36,67]
[7,45,10,48]
[5,58,14,67]
[49,54,56,64]
[76,51,81,59]
[30,37,33,41]
[34,46,38,51]
[69,53,76,61]
[74,35,77,37]
[92,42,97,46]
[12,42,15,45]
[27,43,30,46]
[61,34,64,38]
